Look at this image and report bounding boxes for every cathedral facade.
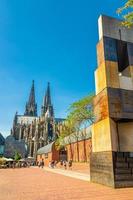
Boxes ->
[11,81,64,158]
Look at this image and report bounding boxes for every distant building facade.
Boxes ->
[4,135,27,158]
[37,126,92,165]
[0,133,5,156]
[11,81,65,158]
[37,141,60,166]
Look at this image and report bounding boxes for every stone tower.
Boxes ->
[90,15,133,188]
[41,82,54,142]
[41,82,54,118]
[24,80,37,116]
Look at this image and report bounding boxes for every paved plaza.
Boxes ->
[1,168,133,200]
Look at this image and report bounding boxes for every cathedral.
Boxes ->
[11,81,65,158]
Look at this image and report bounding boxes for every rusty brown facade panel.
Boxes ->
[97,38,105,66]
[93,88,109,123]
[108,88,133,120]
[94,87,133,123]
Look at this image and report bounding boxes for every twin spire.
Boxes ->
[24,81,54,118]
[41,82,54,118]
[24,80,37,116]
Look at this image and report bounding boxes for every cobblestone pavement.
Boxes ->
[1,168,133,200]
[57,162,90,174]
[44,166,90,181]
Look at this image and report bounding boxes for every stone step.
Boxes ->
[115,168,131,174]
[115,180,133,188]
[115,174,133,181]
[116,162,128,168]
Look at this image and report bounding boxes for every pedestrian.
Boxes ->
[36,161,39,167]
[13,162,15,169]
[51,160,54,168]
[60,160,63,168]
[41,159,44,168]
[63,160,67,170]
[38,161,40,167]
[48,161,51,168]
[27,162,30,168]
[68,159,73,170]
[54,160,57,168]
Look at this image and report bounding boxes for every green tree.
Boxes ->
[67,94,94,127]
[55,94,94,161]
[67,94,94,161]
[14,151,21,161]
[117,0,133,27]
[55,120,75,150]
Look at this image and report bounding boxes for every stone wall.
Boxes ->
[90,151,115,187]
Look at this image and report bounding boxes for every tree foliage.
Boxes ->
[14,151,21,161]
[55,119,75,150]
[117,0,133,27]
[67,94,94,129]
[55,94,94,149]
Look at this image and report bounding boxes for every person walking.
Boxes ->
[41,159,44,168]
[51,160,54,168]
[68,159,73,170]
[60,160,63,168]
[48,161,51,168]
[63,160,67,170]
[54,160,57,168]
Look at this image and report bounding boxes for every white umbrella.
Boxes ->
[19,158,25,162]
[6,158,13,161]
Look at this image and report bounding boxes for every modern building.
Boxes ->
[0,133,5,156]
[90,15,133,188]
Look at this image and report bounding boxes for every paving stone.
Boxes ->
[0,168,133,200]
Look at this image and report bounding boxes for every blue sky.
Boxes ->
[0,0,122,137]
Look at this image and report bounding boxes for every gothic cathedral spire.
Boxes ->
[24,80,37,116]
[41,82,54,118]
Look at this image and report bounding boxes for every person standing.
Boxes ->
[68,160,73,170]
[60,160,63,168]
[63,160,67,170]
[41,159,44,168]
